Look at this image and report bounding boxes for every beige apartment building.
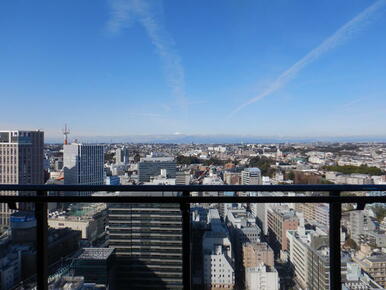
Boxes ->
[295,203,329,226]
[354,254,386,288]
[267,205,299,253]
[0,130,44,231]
[243,242,274,268]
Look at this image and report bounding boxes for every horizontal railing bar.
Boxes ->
[0,184,385,192]
[1,195,386,203]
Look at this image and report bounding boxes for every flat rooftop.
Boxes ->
[78,248,115,260]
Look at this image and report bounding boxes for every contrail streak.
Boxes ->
[230,0,386,117]
[108,0,188,109]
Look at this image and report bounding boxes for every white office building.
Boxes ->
[63,143,104,195]
[203,211,235,289]
[115,146,129,164]
[245,264,279,290]
[287,215,330,289]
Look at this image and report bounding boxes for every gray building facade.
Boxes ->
[138,157,176,183]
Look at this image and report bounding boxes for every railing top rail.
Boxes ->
[0,184,386,192]
[1,195,386,204]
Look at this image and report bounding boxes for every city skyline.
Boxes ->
[1,127,386,288]
[38,132,386,144]
[1,0,386,137]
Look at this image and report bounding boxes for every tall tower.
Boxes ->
[115,146,129,164]
[62,124,70,145]
[0,130,44,231]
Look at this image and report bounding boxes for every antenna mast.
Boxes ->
[63,124,70,145]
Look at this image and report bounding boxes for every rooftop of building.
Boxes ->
[288,226,328,247]
[242,167,261,173]
[245,264,277,273]
[243,242,272,251]
[77,248,115,260]
[270,205,297,219]
[204,228,229,239]
[48,203,106,221]
[139,154,175,162]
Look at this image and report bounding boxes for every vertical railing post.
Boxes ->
[181,190,191,290]
[329,191,342,290]
[35,191,48,290]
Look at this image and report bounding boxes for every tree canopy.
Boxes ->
[372,205,386,222]
[176,155,202,165]
[323,165,384,176]
[248,156,275,177]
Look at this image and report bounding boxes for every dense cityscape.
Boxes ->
[1,129,386,289]
[2,0,386,288]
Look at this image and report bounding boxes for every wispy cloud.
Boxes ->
[107,0,188,109]
[341,97,364,111]
[230,0,386,117]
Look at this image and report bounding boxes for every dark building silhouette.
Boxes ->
[73,248,115,288]
[108,192,183,289]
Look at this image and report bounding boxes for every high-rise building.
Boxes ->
[0,130,44,231]
[245,264,279,290]
[202,221,235,290]
[241,168,262,185]
[73,248,115,287]
[63,143,104,195]
[242,168,262,231]
[267,205,299,254]
[138,154,176,183]
[349,210,375,244]
[354,255,386,288]
[115,146,129,164]
[253,192,283,236]
[295,203,329,226]
[287,223,330,290]
[243,242,274,268]
[176,171,190,185]
[223,172,241,185]
[108,192,183,289]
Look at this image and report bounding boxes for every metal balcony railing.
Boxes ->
[1,184,386,290]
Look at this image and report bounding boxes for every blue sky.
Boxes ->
[1,0,386,139]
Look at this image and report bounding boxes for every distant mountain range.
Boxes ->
[45,134,386,144]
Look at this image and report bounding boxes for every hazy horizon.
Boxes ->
[41,132,386,144]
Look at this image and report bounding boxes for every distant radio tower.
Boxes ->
[63,124,70,145]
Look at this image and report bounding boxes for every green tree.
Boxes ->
[344,238,359,250]
[203,158,225,166]
[176,155,201,165]
[286,171,295,180]
[133,153,141,163]
[372,205,386,222]
[248,156,275,177]
[104,152,114,163]
[323,164,384,175]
